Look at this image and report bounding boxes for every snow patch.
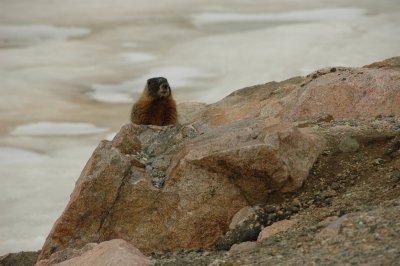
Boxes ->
[191,8,367,26]
[90,65,211,103]
[11,122,109,136]
[0,24,90,43]
[0,147,47,165]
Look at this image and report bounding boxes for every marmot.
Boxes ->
[130,77,177,126]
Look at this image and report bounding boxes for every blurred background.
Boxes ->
[0,0,399,254]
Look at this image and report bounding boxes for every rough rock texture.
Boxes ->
[229,242,257,253]
[150,113,400,266]
[36,57,400,264]
[214,204,293,250]
[257,219,295,242]
[364,56,400,70]
[201,62,400,127]
[228,206,257,230]
[35,243,97,266]
[36,239,149,266]
[215,206,264,250]
[38,119,324,260]
[177,102,207,125]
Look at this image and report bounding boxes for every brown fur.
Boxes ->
[130,78,177,126]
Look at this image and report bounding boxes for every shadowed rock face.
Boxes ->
[0,251,39,266]
[38,57,400,261]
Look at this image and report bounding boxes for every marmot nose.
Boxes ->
[161,83,169,90]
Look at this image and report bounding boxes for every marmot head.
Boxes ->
[146,77,171,98]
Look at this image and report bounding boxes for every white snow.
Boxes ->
[90,65,212,103]
[0,144,96,254]
[0,24,90,43]
[191,8,367,26]
[121,52,156,63]
[145,66,212,88]
[90,88,133,103]
[11,122,109,136]
[0,147,47,165]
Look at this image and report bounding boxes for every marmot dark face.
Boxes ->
[147,77,171,98]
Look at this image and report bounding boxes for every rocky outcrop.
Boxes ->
[202,60,400,126]
[38,120,324,260]
[38,57,400,261]
[149,111,400,265]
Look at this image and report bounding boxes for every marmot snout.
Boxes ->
[130,77,177,126]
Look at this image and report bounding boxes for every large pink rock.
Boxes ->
[38,57,400,261]
[36,239,149,266]
[257,220,296,242]
[38,119,324,260]
[284,66,400,122]
[202,57,400,126]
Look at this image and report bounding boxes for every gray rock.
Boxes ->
[229,241,257,252]
[338,136,360,152]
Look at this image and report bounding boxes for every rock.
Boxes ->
[219,199,400,265]
[36,239,149,266]
[209,259,227,266]
[202,78,301,126]
[257,220,296,242]
[364,56,400,70]
[386,136,400,157]
[291,198,302,208]
[168,121,325,195]
[265,205,276,213]
[177,102,207,124]
[373,158,385,165]
[202,63,400,125]
[151,110,400,265]
[39,119,324,260]
[285,67,400,121]
[229,206,258,230]
[37,57,400,260]
[315,215,347,241]
[394,159,400,170]
[216,206,266,250]
[35,243,97,266]
[317,216,339,228]
[111,123,142,155]
[0,251,39,266]
[320,189,337,199]
[338,136,360,153]
[313,113,334,123]
[229,241,257,252]
[390,170,400,182]
[331,182,341,190]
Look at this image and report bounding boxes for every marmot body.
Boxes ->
[130,77,177,126]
